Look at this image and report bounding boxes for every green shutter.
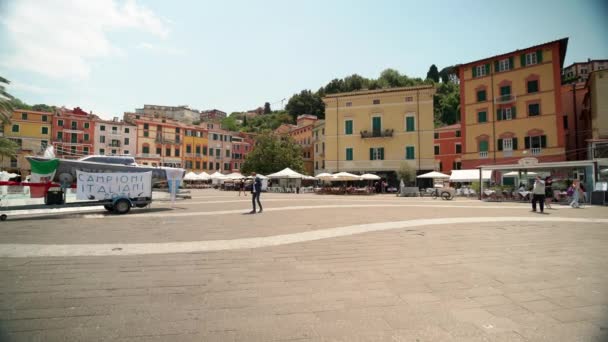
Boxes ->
[479,141,488,152]
[497,139,503,151]
[540,135,547,148]
[536,50,543,63]
[406,117,415,131]
[380,148,384,160]
[520,54,526,67]
[497,109,502,121]
[509,57,514,69]
[512,106,516,119]
[485,64,490,75]
[472,66,477,78]
[494,61,500,72]
[512,137,518,150]
[525,137,531,149]
[370,148,374,160]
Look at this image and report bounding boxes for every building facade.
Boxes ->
[182,126,208,172]
[94,118,137,156]
[290,115,318,175]
[132,115,185,167]
[52,107,97,159]
[562,59,608,84]
[323,86,436,184]
[135,105,200,124]
[1,110,53,174]
[230,132,254,172]
[458,38,568,169]
[561,82,589,160]
[207,128,233,173]
[313,120,326,175]
[434,123,463,173]
[583,69,608,159]
[199,109,227,122]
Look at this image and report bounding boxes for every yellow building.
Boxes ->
[313,120,325,174]
[584,69,608,159]
[182,127,208,172]
[322,86,436,183]
[130,115,185,168]
[1,110,53,174]
[459,38,568,168]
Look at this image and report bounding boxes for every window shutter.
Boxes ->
[509,57,514,69]
[494,61,500,72]
[512,137,518,150]
[540,135,547,148]
[497,139,503,151]
[497,109,502,121]
[370,148,373,160]
[525,136,531,149]
[472,67,477,78]
[536,50,543,63]
[485,64,490,75]
[380,148,385,160]
[520,54,526,67]
[512,106,517,119]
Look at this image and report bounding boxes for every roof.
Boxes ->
[323,84,435,99]
[435,123,461,131]
[457,37,569,70]
[563,59,608,70]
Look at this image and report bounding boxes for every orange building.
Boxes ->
[434,124,462,173]
[458,38,568,168]
[274,115,318,175]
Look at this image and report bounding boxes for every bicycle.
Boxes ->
[431,188,453,200]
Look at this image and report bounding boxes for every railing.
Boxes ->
[360,129,394,138]
[494,94,516,104]
[503,150,513,157]
[479,151,488,158]
[136,153,160,158]
[531,147,541,155]
[63,129,83,134]
[109,142,121,147]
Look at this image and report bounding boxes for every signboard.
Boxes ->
[76,171,152,201]
[518,157,539,166]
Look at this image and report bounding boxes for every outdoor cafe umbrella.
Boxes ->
[196,172,210,181]
[210,172,227,180]
[225,172,245,180]
[360,173,381,180]
[331,172,362,181]
[315,173,333,181]
[267,168,305,179]
[416,171,450,179]
[183,172,199,181]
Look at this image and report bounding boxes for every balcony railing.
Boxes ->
[360,129,394,138]
[503,150,513,157]
[494,94,516,104]
[479,151,488,158]
[63,129,83,134]
[109,142,121,147]
[531,147,541,155]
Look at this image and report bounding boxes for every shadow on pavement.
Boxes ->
[4,207,174,222]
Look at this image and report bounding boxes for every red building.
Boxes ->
[52,107,97,159]
[434,123,463,173]
[230,132,255,172]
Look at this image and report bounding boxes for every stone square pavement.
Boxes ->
[0,190,607,341]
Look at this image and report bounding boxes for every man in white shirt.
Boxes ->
[531,176,546,213]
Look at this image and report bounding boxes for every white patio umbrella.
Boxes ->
[315,172,333,180]
[196,172,210,181]
[183,172,199,181]
[209,172,227,180]
[360,173,381,180]
[417,171,450,179]
[331,172,362,181]
[267,168,305,179]
[225,172,245,180]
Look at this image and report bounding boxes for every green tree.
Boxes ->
[285,90,325,120]
[434,82,460,126]
[31,104,55,112]
[221,116,241,131]
[0,137,20,159]
[396,162,416,186]
[241,132,304,174]
[0,76,15,124]
[263,102,272,114]
[439,65,458,84]
[426,64,440,83]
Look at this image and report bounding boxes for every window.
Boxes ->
[224,163,230,170]
[345,102,352,107]
[500,85,511,96]
[455,130,461,137]
[124,138,129,145]
[100,136,105,143]
[143,131,149,137]
[405,96,413,102]
[405,146,415,160]
[213,134,218,140]
[215,149,220,158]
[345,120,353,135]
[438,162,442,172]
[527,80,539,93]
[346,148,353,161]
[528,103,540,116]
[476,90,487,102]
[175,127,180,133]
[497,107,516,121]
[111,126,118,133]
[370,147,384,160]
[434,132,439,139]
[42,115,47,122]
[405,116,415,132]
[58,119,63,126]
[175,148,180,157]
[473,64,488,77]
[124,150,129,155]
[143,123,149,130]
[186,145,192,153]
[226,149,230,157]
[315,144,318,153]
[372,116,382,134]
[71,133,77,143]
[497,58,512,72]
[156,147,161,155]
[522,50,542,66]
[434,145,440,155]
[315,161,319,169]
[453,161,462,170]
[216,162,220,170]
[57,131,63,140]
[72,121,78,130]
[84,122,89,129]
[111,149,117,155]
[41,126,49,134]
[196,161,201,169]
[142,146,149,154]
[125,127,130,134]
[100,125,106,131]
[21,113,27,120]
[498,137,517,151]
[100,148,105,155]
[563,116,568,129]
[478,111,487,123]
[456,144,462,153]
[195,145,201,154]
[373,99,380,105]
[70,146,76,155]
[208,162,213,170]
[166,148,171,157]
[203,162,208,169]
[83,133,89,141]
[581,68,588,74]
[203,146,207,155]
[11,124,19,132]
[479,140,489,152]
[525,135,546,154]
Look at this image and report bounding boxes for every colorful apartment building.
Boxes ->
[561,82,589,160]
[182,126,208,172]
[433,123,462,173]
[290,115,318,175]
[313,120,326,175]
[199,109,227,122]
[230,132,254,172]
[562,59,608,84]
[322,85,436,184]
[583,69,608,159]
[0,109,53,174]
[458,38,569,169]
[93,118,136,156]
[207,128,233,173]
[129,115,186,167]
[52,107,97,159]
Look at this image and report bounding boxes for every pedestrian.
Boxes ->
[569,179,583,208]
[531,175,546,213]
[238,179,246,197]
[544,176,553,209]
[249,172,263,214]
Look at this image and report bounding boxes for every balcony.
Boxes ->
[503,150,513,157]
[494,94,516,104]
[109,142,121,147]
[479,151,488,158]
[136,153,160,158]
[531,147,541,155]
[360,129,394,139]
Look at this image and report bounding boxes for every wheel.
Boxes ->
[441,192,453,200]
[104,204,113,211]
[431,191,438,200]
[0,214,7,221]
[113,199,131,215]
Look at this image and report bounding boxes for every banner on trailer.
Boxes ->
[76,171,152,200]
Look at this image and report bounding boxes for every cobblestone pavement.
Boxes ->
[1,190,607,341]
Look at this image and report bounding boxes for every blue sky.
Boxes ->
[1,0,607,119]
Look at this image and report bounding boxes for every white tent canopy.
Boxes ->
[183,172,199,181]
[210,172,227,180]
[267,168,306,179]
[225,172,245,180]
[331,172,361,181]
[360,173,381,180]
[315,173,333,180]
[247,174,269,179]
[417,171,450,179]
[196,172,210,180]
[450,169,492,182]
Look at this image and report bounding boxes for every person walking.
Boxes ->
[544,176,553,209]
[238,179,246,197]
[249,172,262,214]
[531,176,546,213]
[570,179,581,208]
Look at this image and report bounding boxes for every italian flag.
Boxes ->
[29,158,60,183]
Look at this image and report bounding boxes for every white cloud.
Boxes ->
[137,42,186,56]
[1,0,170,80]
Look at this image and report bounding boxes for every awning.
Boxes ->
[183,172,198,181]
[267,168,306,179]
[503,171,537,177]
[315,173,333,180]
[450,169,492,182]
[417,171,450,179]
[331,172,362,181]
[360,173,381,180]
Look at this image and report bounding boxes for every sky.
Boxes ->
[1,0,607,120]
